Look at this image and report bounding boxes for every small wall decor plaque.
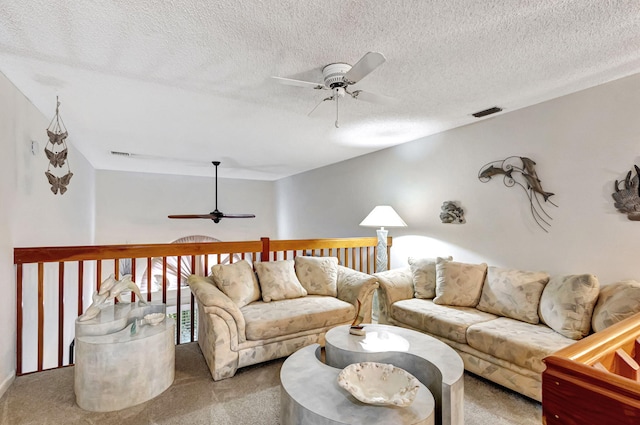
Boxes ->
[478,156,557,232]
[440,201,465,224]
[44,96,73,195]
[612,165,640,221]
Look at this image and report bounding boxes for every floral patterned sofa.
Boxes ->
[188,256,378,381]
[375,257,640,401]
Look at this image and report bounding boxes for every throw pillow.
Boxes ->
[538,274,600,340]
[592,280,640,332]
[476,267,549,324]
[254,259,307,302]
[294,256,339,296]
[408,256,452,299]
[433,258,488,307]
[210,260,261,308]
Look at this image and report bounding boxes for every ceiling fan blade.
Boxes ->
[272,76,326,90]
[168,214,215,219]
[351,89,397,105]
[344,52,386,84]
[221,214,256,219]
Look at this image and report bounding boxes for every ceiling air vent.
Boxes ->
[110,151,131,157]
[472,106,502,118]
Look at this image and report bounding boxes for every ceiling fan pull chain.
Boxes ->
[335,94,340,128]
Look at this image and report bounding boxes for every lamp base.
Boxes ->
[375,228,389,273]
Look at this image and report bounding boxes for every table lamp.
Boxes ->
[359,205,407,273]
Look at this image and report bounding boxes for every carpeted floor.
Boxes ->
[0,342,541,424]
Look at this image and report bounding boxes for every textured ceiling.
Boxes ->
[2,1,640,180]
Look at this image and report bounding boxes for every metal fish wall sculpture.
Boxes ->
[478,156,557,232]
[612,165,640,221]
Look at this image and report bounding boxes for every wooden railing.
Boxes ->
[542,312,640,424]
[13,236,389,375]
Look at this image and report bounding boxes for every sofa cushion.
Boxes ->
[254,259,307,302]
[294,256,339,296]
[539,274,599,340]
[434,258,488,307]
[408,256,452,299]
[241,295,355,340]
[476,267,549,324]
[592,280,640,332]
[391,298,498,344]
[210,260,261,308]
[466,317,575,373]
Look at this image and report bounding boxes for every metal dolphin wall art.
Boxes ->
[478,156,557,232]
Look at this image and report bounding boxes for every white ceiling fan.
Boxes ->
[272,52,392,127]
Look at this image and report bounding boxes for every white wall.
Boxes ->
[276,73,640,285]
[94,170,276,244]
[0,72,95,397]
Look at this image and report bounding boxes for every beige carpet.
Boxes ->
[0,342,541,424]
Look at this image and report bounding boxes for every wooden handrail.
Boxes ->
[14,241,264,264]
[13,236,385,375]
[542,312,640,424]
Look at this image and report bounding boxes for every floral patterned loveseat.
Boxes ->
[188,256,378,381]
[375,257,640,402]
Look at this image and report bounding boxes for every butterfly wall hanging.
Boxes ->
[44,97,73,195]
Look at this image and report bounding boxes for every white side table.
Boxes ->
[74,302,175,412]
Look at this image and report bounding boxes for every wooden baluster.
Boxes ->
[58,262,64,368]
[37,263,44,372]
[77,261,84,316]
[351,248,356,271]
[162,257,167,304]
[191,256,197,342]
[366,247,371,274]
[96,260,102,292]
[130,258,136,303]
[176,256,182,345]
[612,348,640,381]
[146,257,152,302]
[16,263,23,375]
[113,258,120,304]
[261,237,270,262]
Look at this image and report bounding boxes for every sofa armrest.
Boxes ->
[188,275,247,342]
[336,266,379,323]
[374,267,414,323]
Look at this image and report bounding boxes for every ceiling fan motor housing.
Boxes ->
[322,63,352,88]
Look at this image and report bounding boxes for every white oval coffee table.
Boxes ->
[324,324,464,425]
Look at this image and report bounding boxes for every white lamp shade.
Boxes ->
[359,205,407,228]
